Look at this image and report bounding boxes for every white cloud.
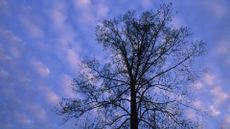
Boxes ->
[5,31,24,45]
[215,39,230,66]
[9,47,21,58]
[0,68,9,78]
[203,72,215,86]
[49,1,82,70]
[192,99,203,109]
[28,104,47,121]
[50,1,78,38]
[66,48,80,65]
[206,2,227,18]
[46,90,59,105]
[50,7,67,30]
[210,86,229,105]
[190,70,230,121]
[186,109,198,120]
[14,112,33,125]
[74,0,91,9]
[209,105,221,116]
[226,58,230,65]
[193,81,204,90]
[217,41,229,55]
[0,29,25,59]
[80,11,95,24]
[73,1,109,24]
[171,16,185,29]
[60,74,75,97]
[30,59,50,77]
[19,14,44,39]
[73,0,94,24]
[58,47,81,71]
[0,0,10,15]
[0,45,11,61]
[39,85,60,105]
[26,22,44,39]
[97,3,109,18]
[222,115,230,129]
[225,115,230,124]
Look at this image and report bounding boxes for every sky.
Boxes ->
[0,0,230,129]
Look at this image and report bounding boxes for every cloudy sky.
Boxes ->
[0,0,230,129]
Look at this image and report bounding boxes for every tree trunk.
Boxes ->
[130,83,138,129]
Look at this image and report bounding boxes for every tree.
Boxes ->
[57,4,205,129]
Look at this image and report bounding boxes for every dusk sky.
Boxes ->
[0,0,230,129]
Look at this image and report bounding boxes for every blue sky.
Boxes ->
[0,0,230,129]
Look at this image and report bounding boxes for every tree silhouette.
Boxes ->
[57,4,204,129]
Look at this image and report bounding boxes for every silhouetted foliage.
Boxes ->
[57,3,205,129]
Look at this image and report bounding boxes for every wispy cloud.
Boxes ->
[74,0,91,9]
[60,74,75,98]
[206,2,227,18]
[0,68,9,79]
[209,105,221,117]
[39,85,60,105]
[30,59,50,77]
[73,0,109,24]
[210,86,229,106]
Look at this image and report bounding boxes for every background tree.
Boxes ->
[57,4,205,129]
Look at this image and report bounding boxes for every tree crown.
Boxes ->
[57,4,205,129]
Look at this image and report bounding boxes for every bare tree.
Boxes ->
[57,4,205,129]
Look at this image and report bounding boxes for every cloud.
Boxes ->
[171,16,185,29]
[73,0,109,24]
[193,81,204,90]
[192,99,204,109]
[0,28,25,59]
[24,20,44,39]
[96,3,109,18]
[49,1,82,71]
[30,59,50,77]
[50,1,79,40]
[60,74,75,98]
[225,115,230,124]
[65,48,81,67]
[217,41,230,55]
[0,68,9,79]
[226,58,230,66]
[221,115,230,129]
[14,112,33,125]
[215,38,230,67]
[9,47,21,58]
[0,0,11,15]
[46,90,59,105]
[200,71,229,106]
[74,0,91,9]
[18,10,44,40]
[73,0,94,24]
[28,104,47,121]
[39,85,60,105]
[209,105,221,117]
[210,86,229,105]
[203,72,215,86]
[185,108,202,122]
[191,70,229,122]
[206,2,227,18]
[50,5,67,30]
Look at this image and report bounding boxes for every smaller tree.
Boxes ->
[57,4,205,129]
